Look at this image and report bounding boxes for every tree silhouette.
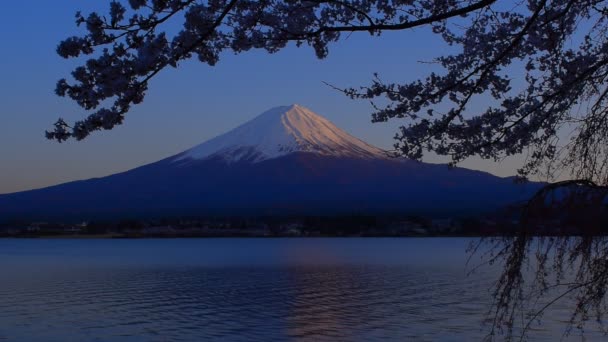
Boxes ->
[473,180,608,341]
[50,1,608,339]
[49,0,608,184]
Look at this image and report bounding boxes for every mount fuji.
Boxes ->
[175,104,387,163]
[0,104,540,221]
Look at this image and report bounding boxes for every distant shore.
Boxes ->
[1,232,481,239]
[1,232,601,239]
[2,214,594,238]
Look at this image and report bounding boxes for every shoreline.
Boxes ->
[0,233,599,239]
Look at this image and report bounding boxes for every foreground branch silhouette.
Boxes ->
[50,0,608,183]
[474,180,608,340]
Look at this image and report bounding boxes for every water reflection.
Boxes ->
[0,238,603,341]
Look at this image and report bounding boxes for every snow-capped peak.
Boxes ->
[175,104,388,163]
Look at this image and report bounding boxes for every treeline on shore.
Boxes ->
[1,213,605,238]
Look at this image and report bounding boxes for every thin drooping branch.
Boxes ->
[477,177,608,341]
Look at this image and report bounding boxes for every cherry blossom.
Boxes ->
[49,0,608,184]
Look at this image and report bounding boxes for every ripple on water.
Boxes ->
[0,238,605,341]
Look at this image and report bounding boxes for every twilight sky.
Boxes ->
[0,1,528,195]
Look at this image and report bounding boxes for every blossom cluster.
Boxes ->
[49,0,608,183]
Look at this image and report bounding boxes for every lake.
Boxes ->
[0,238,603,341]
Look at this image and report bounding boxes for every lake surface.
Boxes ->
[0,238,603,341]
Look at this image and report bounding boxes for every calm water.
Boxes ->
[0,238,602,341]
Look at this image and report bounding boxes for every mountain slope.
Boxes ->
[0,105,541,221]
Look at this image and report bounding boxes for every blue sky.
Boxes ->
[0,1,526,194]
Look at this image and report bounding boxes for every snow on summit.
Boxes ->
[176,104,388,163]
